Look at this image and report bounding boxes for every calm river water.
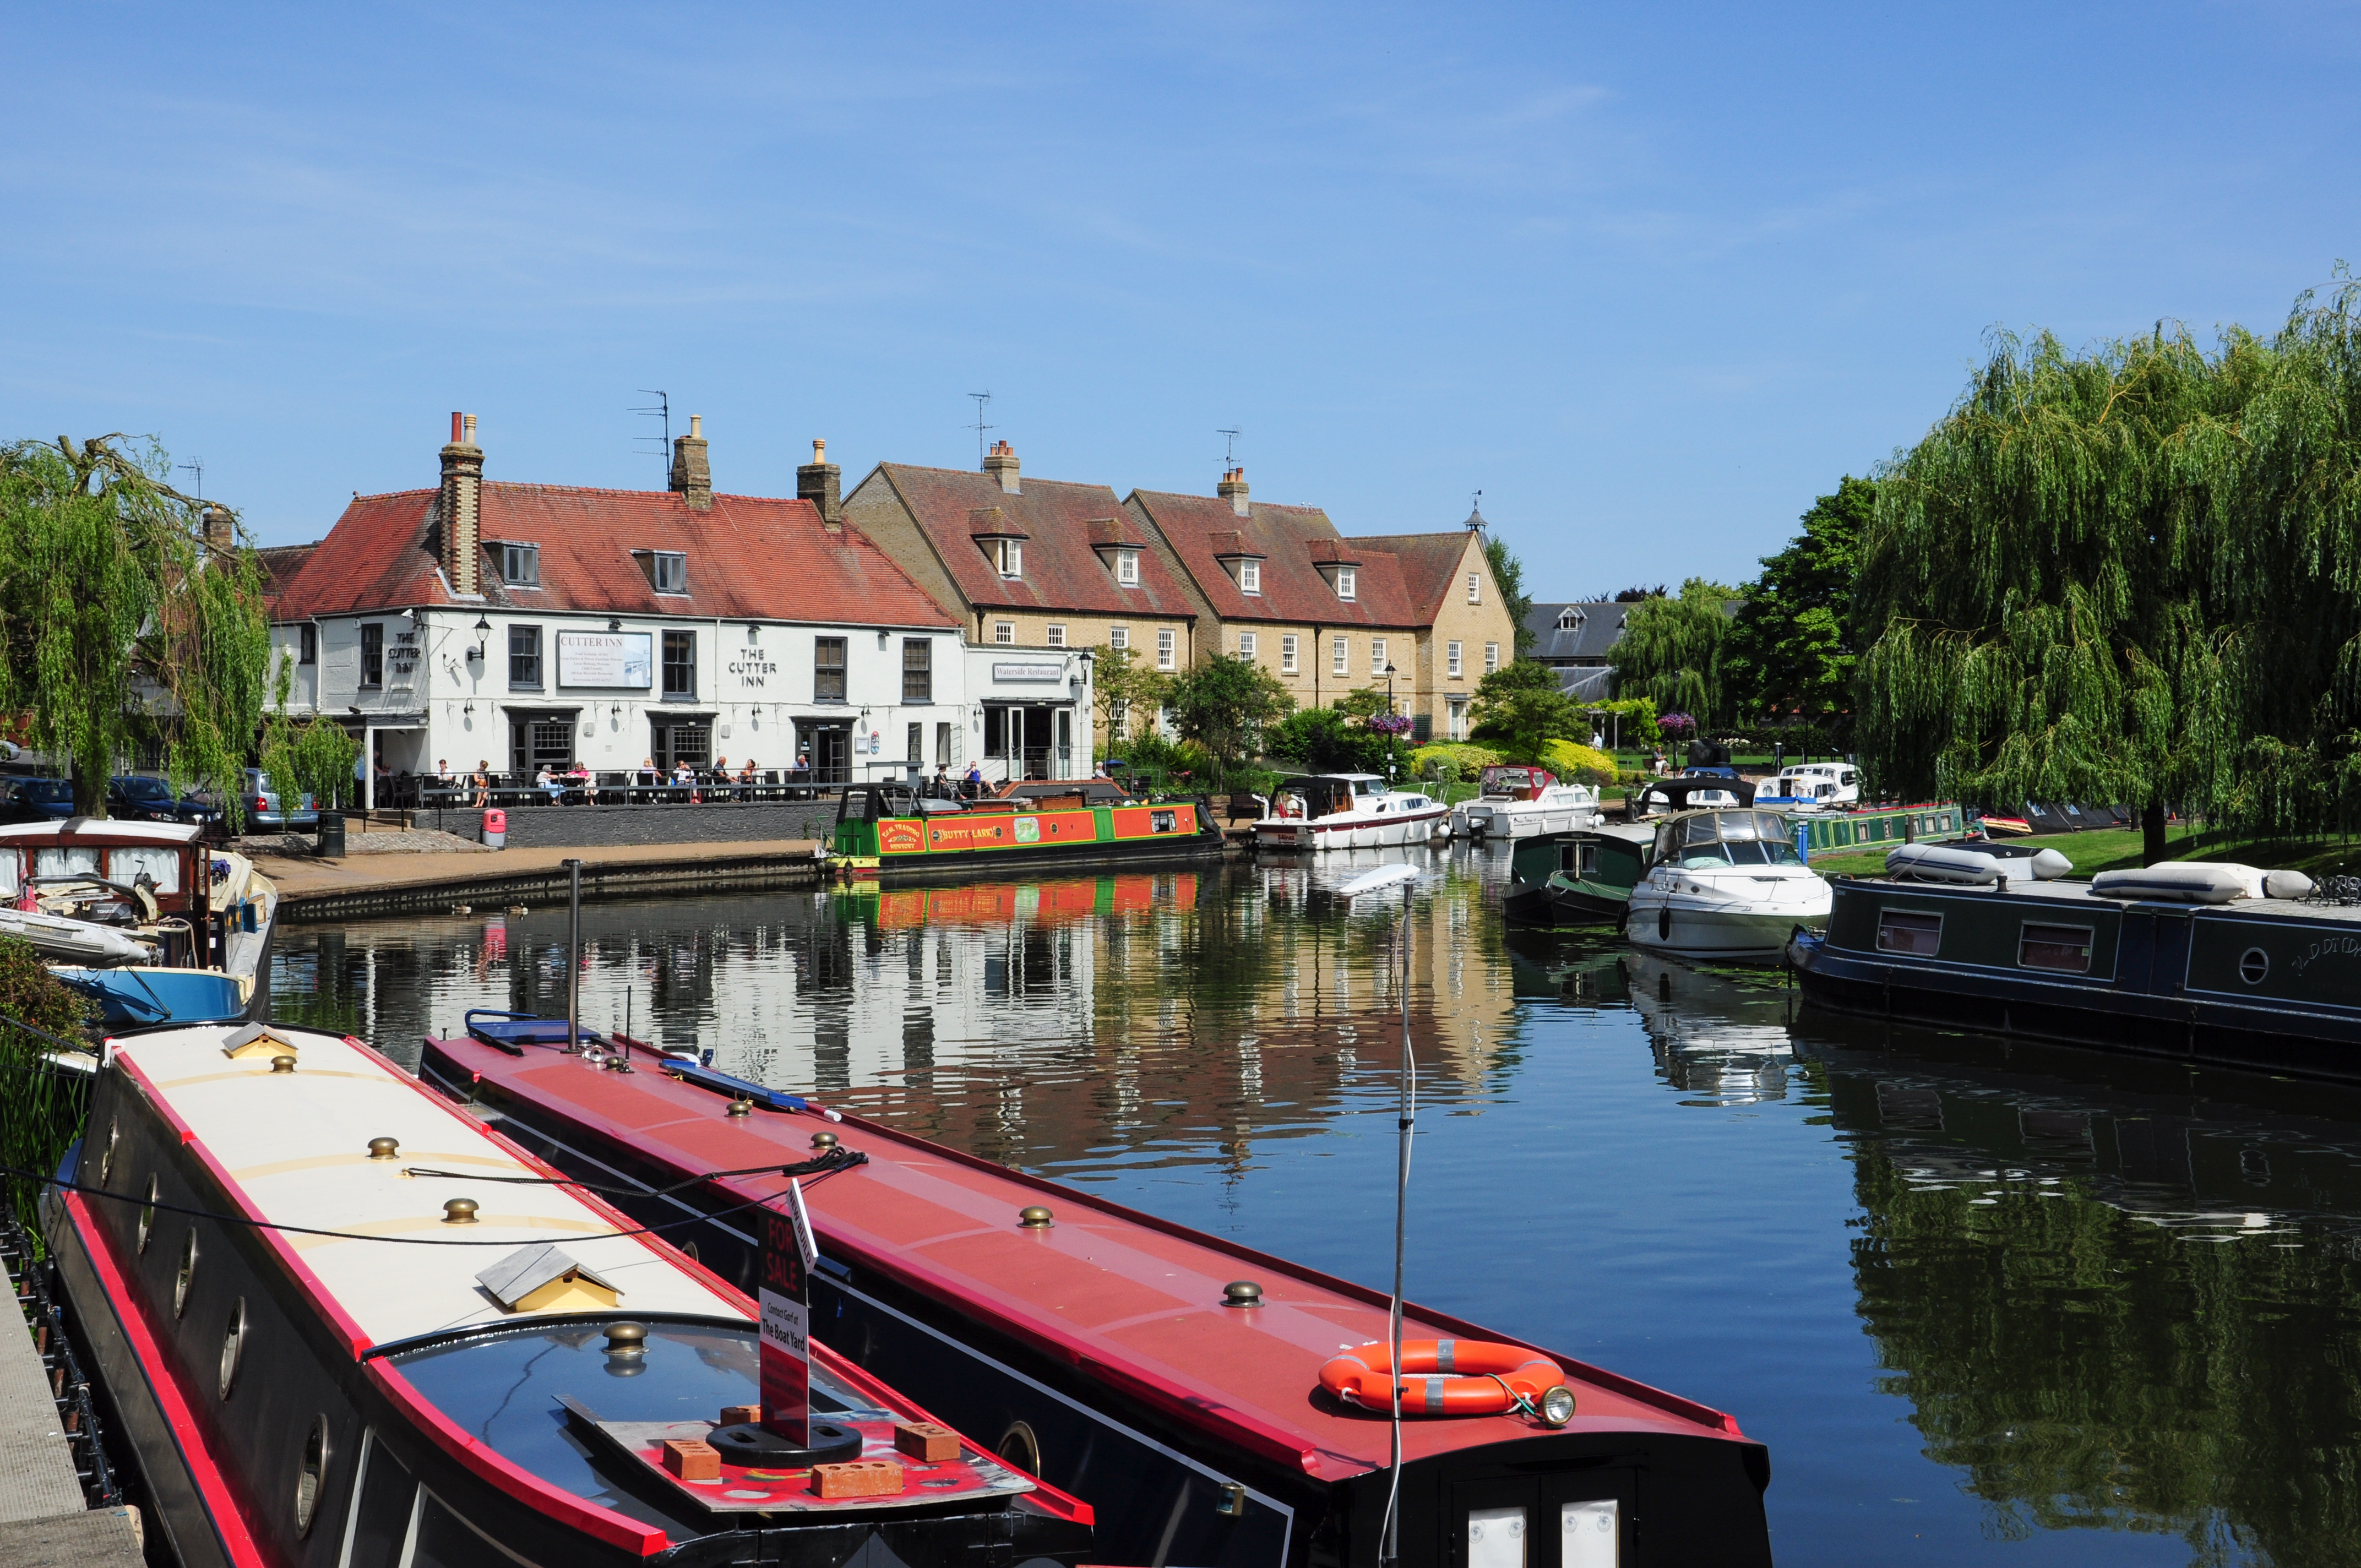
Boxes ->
[271,848,2361,1566]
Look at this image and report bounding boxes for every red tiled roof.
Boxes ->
[1127,490,1421,629]
[251,542,319,616]
[1346,532,1481,620]
[874,464,1199,619]
[270,483,956,628]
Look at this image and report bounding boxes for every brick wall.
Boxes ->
[420,802,840,848]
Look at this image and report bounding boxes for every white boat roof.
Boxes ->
[110,1025,743,1349]
[0,818,200,845]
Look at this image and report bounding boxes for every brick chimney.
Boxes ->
[983,438,1020,496]
[797,438,842,531]
[671,413,712,510]
[200,504,235,554]
[439,411,483,596]
[1217,466,1249,518]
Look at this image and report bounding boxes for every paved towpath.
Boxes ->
[1,1261,140,1565]
[263,839,826,918]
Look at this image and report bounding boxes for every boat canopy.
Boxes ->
[1653,809,1808,870]
[1633,776,1758,813]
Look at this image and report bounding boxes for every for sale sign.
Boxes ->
[758,1181,819,1445]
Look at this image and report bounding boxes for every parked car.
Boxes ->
[241,767,319,830]
[108,775,221,827]
[0,777,77,823]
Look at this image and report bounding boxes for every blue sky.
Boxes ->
[5,3,2357,597]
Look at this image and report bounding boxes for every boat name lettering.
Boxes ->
[2289,934,2361,974]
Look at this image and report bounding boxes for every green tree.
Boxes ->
[1607,579,1742,727]
[0,435,270,818]
[1732,477,1873,737]
[1264,707,1391,774]
[260,665,362,817]
[1483,535,1537,655]
[1467,659,1586,763]
[0,937,93,1230]
[1165,656,1295,785]
[1090,643,1171,748]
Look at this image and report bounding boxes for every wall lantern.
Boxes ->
[608,617,622,632]
[470,615,491,662]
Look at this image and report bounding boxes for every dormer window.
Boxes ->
[1557,607,1583,630]
[1335,567,1356,601]
[1239,559,1261,594]
[995,539,1024,579]
[634,550,688,595]
[1116,549,1139,585]
[492,542,539,587]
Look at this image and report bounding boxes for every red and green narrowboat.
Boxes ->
[829,783,1225,881]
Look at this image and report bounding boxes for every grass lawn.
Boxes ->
[1811,823,2361,881]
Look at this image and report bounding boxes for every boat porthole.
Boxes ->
[995,1420,1041,1477]
[2239,948,2270,986]
[681,1239,700,1264]
[1658,907,1672,941]
[293,1414,329,1536]
[175,1231,197,1319]
[218,1298,247,1400]
[138,1175,157,1254]
[99,1119,118,1187]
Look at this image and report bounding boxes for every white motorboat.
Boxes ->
[1625,807,1831,961]
[1449,765,1606,839]
[1252,774,1452,851]
[1754,761,1859,809]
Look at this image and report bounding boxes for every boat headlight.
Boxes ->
[1538,1385,1576,1427]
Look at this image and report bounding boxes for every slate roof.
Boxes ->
[1343,532,1480,622]
[1526,602,1633,663]
[1127,491,1420,628]
[271,483,956,629]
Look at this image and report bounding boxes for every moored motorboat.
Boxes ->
[1625,774,1756,821]
[43,1021,1094,1568]
[1787,864,2361,1081]
[419,1023,1776,1566]
[1625,808,1832,961]
[1503,825,1655,924]
[1252,774,1452,852]
[0,819,276,1028]
[1448,765,1606,840]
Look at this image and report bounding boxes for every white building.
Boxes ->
[265,416,976,804]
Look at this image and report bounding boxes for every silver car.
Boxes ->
[242,767,319,830]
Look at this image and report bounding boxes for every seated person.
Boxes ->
[536,766,563,803]
[470,763,491,809]
[635,757,660,786]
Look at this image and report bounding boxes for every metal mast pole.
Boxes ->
[564,858,583,1050]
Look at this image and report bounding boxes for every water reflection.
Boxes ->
[271,848,2361,1565]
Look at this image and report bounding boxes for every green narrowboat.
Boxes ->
[1790,872,2361,1082]
[1504,825,1656,924]
[829,782,1225,881]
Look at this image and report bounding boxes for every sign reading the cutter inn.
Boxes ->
[557,631,654,689]
[757,1181,821,1444]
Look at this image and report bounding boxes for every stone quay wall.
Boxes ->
[417,801,841,848]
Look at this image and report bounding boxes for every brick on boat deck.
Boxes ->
[0,1319,86,1525]
[894,1422,960,1462]
[812,1458,904,1498]
[661,1439,720,1480]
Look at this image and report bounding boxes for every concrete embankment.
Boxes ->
[269,840,826,921]
[2,1233,141,1566]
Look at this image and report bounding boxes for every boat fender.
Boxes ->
[2090,863,2261,904]
[2265,869,2316,900]
[1317,1339,1568,1419]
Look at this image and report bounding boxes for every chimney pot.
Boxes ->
[450,411,464,443]
[1217,465,1249,518]
[690,413,703,439]
[983,440,1020,496]
[798,437,843,531]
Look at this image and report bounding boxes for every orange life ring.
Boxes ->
[1317,1339,1569,1417]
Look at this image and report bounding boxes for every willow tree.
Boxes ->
[0,436,271,818]
[1855,284,2361,864]
[1607,579,1742,727]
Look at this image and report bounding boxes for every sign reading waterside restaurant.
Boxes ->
[992,660,1065,683]
[557,631,654,689]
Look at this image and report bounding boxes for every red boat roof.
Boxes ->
[427,1035,1748,1483]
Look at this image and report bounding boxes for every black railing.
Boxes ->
[380,769,844,811]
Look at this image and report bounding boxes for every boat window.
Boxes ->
[344,1431,417,1568]
[1150,810,1177,832]
[35,846,100,879]
[1875,909,1943,956]
[2019,923,2093,973]
[108,847,181,895]
[1758,839,1803,866]
[1724,840,1771,864]
[410,1493,510,1568]
[0,850,17,896]
[1718,815,1761,841]
[1682,817,1719,845]
[1679,843,1732,869]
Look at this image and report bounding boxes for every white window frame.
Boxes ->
[1109,625,1129,651]
[1336,567,1356,601]
[1116,549,1139,585]
[1280,634,1298,674]
[1467,572,1481,604]
[1238,631,1258,662]
[1332,636,1348,675]
[1157,628,1176,669]
[993,621,1015,645]
[1047,624,1067,647]
[1371,637,1388,676]
[996,539,1024,579]
[1484,641,1499,673]
[1448,640,1464,678]
[1239,559,1261,594]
